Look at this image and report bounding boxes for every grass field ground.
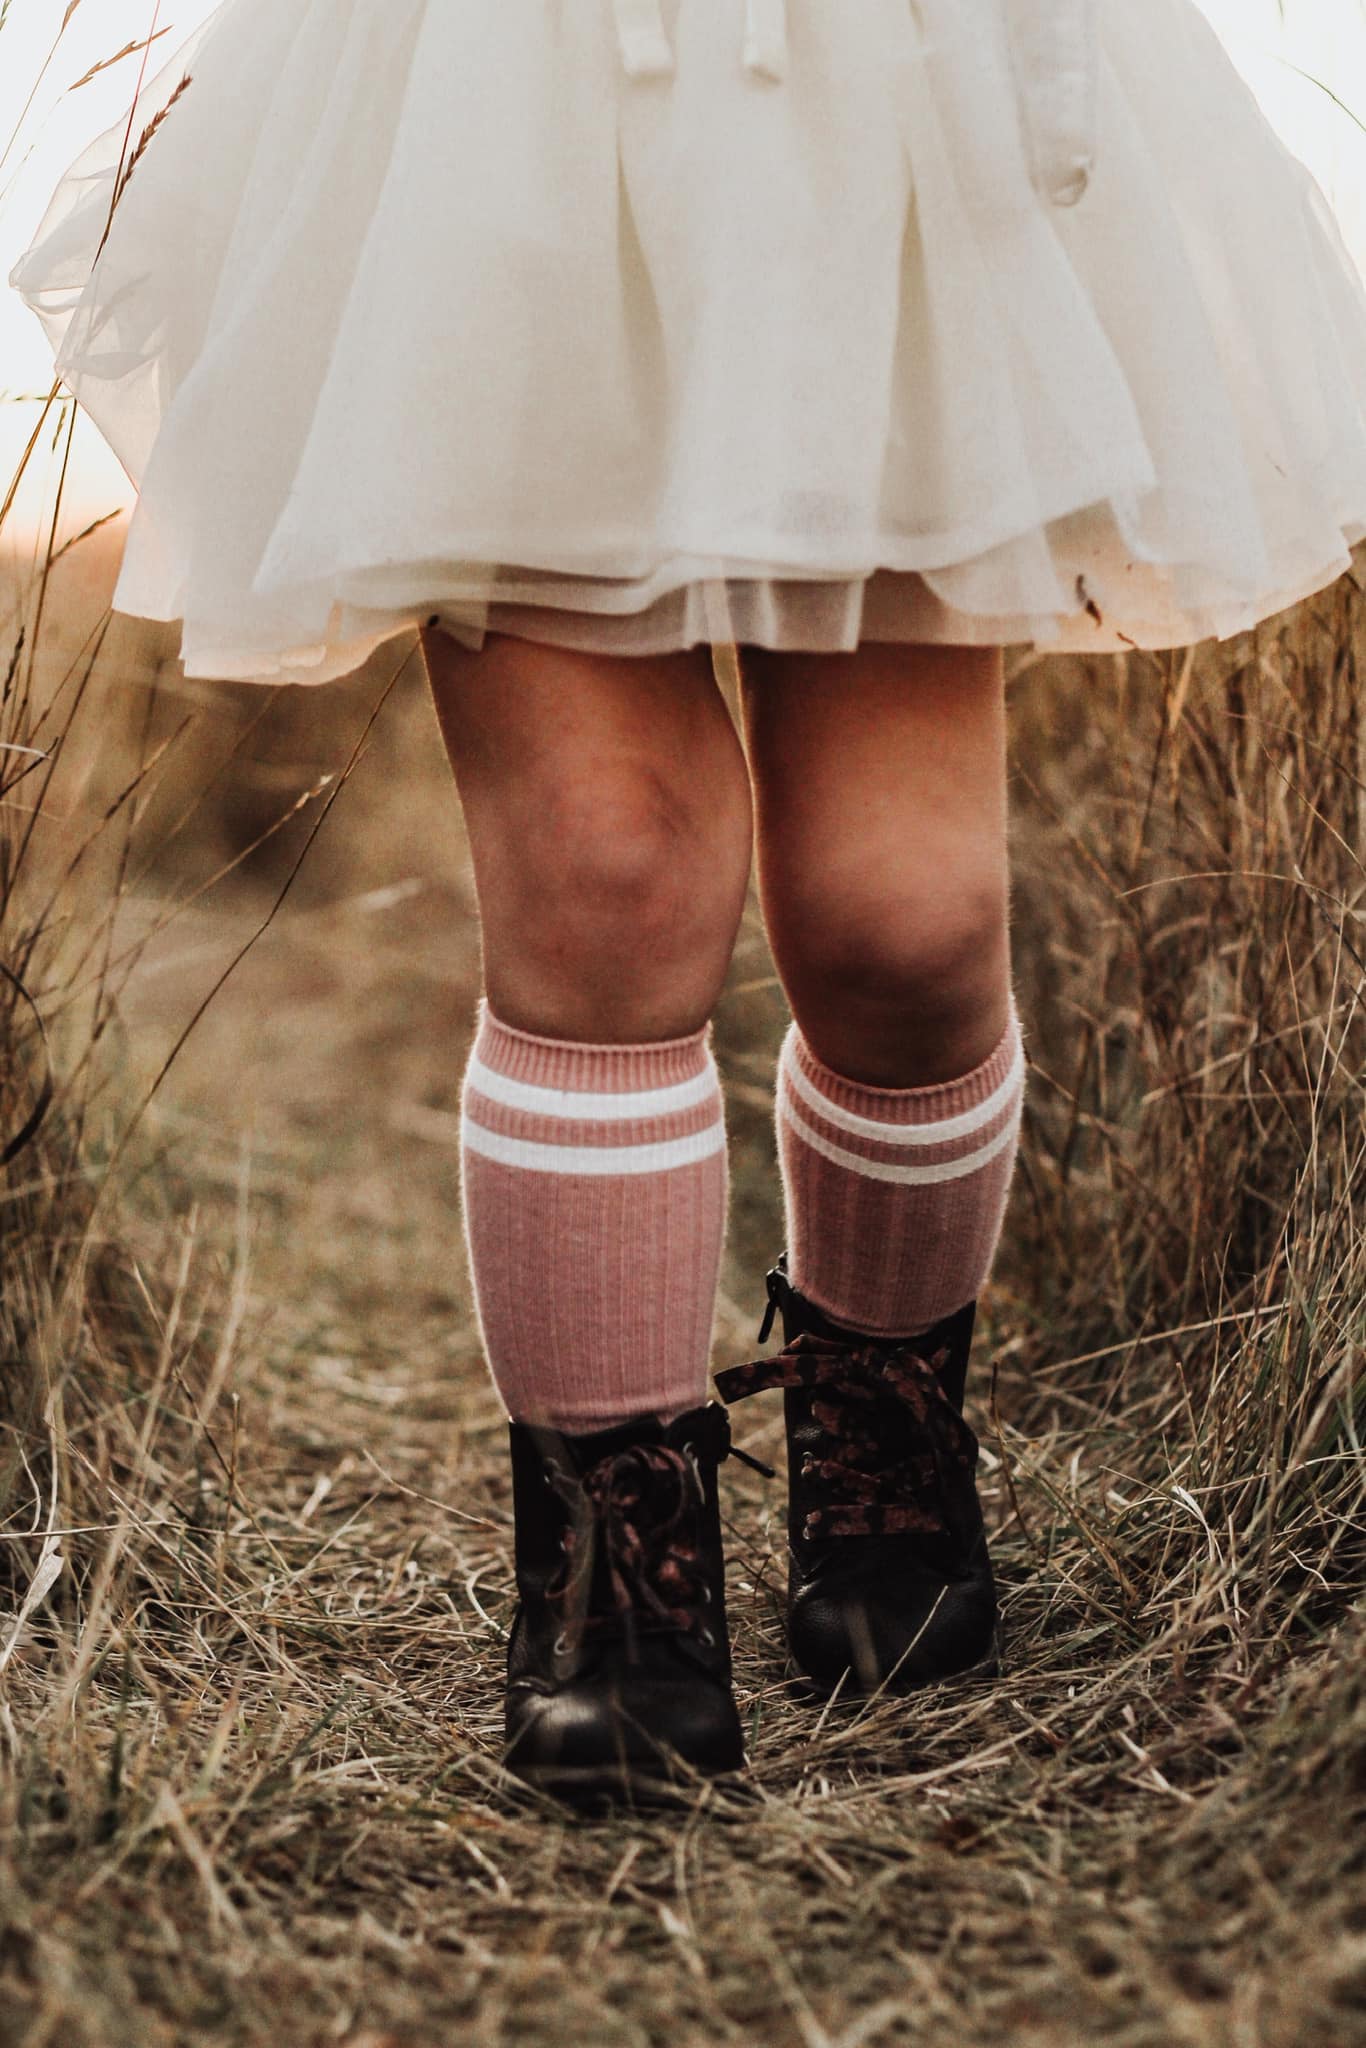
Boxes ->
[0,521,1363,2045]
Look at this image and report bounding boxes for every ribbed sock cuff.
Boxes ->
[461,1004,729,1430]
[470,1000,714,1094]
[782,1008,1023,1131]
[776,1009,1025,1338]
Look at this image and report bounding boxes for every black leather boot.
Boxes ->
[503,1401,746,1802]
[715,1260,999,1698]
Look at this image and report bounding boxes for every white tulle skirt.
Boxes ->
[12,0,1366,682]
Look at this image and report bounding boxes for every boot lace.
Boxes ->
[544,1442,715,1653]
[715,1332,978,1541]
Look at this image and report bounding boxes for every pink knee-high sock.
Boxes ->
[776,1010,1025,1339]
[460,1004,728,1431]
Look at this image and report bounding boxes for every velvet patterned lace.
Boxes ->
[541,1441,715,1654]
[716,1332,979,1541]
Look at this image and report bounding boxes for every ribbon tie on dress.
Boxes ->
[613,0,1094,206]
[1006,0,1098,206]
[613,0,788,83]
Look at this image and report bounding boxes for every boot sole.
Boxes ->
[788,1629,1004,1706]
[506,1754,743,1811]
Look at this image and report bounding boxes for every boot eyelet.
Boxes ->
[552,1630,570,1658]
[698,1626,716,1649]
[698,1584,713,1605]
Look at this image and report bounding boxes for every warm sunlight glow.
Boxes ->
[0,0,223,508]
[3,0,1366,516]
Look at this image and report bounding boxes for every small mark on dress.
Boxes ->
[1076,575,1104,628]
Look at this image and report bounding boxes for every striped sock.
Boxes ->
[776,1011,1025,1339]
[460,1003,728,1431]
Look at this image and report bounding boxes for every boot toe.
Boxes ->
[790,1572,998,1696]
[506,1672,744,1798]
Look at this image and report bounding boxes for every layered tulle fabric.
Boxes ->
[12,0,1366,681]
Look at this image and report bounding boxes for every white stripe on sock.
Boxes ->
[779,1097,1022,1186]
[779,1028,1024,1148]
[465,1055,719,1123]
[462,1115,727,1177]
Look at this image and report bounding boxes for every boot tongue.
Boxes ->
[762,1260,978,1414]
[545,1400,727,1476]
[543,1408,730,1658]
[561,1411,669,1472]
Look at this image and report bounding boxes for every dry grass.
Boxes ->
[0,541,1361,2047]
[2,21,1365,2043]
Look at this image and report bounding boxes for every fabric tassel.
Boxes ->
[743,0,789,83]
[1007,0,1099,206]
[613,0,675,80]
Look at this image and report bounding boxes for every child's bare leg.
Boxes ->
[425,627,753,1785]
[742,642,1010,1090]
[424,629,752,1044]
[725,641,1015,1696]
[741,642,1020,1340]
[422,626,752,1431]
